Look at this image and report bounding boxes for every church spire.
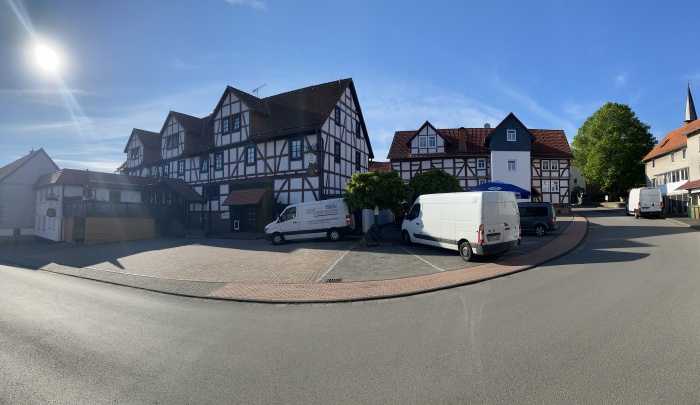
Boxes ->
[685,81,697,124]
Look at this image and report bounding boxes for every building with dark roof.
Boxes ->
[122,78,373,234]
[387,113,574,212]
[0,149,59,241]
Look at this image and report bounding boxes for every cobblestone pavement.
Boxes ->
[0,213,595,302]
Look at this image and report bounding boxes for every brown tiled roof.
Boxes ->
[677,179,700,191]
[387,121,572,160]
[222,188,267,206]
[158,178,205,202]
[123,129,160,153]
[643,119,700,161]
[0,149,58,182]
[368,161,391,173]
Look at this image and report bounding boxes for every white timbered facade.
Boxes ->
[387,113,573,212]
[122,78,373,234]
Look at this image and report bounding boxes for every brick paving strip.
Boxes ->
[206,215,588,303]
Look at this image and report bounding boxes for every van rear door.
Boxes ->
[483,200,505,245]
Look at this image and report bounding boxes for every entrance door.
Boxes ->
[243,206,259,232]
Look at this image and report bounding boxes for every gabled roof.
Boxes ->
[368,161,391,173]
[643,119,700,161]
[123,128,161,153]
[677,179,700,191]
[0,149,58,182]
[406,121,452,146]
[387,114,573,160]
[484,112,535,148]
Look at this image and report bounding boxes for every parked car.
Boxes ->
[626,187,662,218]
[264,198,354,245]
[518,202,557,236]
[401,191,520,261]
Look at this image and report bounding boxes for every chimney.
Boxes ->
[458,127,467,151]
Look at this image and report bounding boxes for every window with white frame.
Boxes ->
[222,116,230,134]
[507,160,516,171]
[200,156,209,172]
[428,135,436,147]
[507,129,516,141]
[682,148,687,160]
[246,146,255,165]
[551,180,559,192]
[290,139,302,160]
[543,180,550,192]
[177,160,185,175]
[334,107,341,125]
[232,113,241,132]
[542,160,550,170]
[551,160,559,170]
[418,136,427,148]
[477,159,486,169]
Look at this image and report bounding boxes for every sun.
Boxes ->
[35,44,60,72]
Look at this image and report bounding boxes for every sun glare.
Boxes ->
[35,44,60,72]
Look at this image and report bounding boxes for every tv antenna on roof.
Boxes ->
[252,84,267,98]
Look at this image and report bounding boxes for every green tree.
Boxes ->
[408,168,463,201]
[259,187,278,232]
[572,102,655,197]
[344,170,411,240]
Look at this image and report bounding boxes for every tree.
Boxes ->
[408,168,463,201]
[572,102,656,198]
[259,187,278,232]
[344,170,411,240]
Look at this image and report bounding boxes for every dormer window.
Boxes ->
[507,129,516,142]
[232,113,241,132]
[419,136,427,148]
[166,134,178,150]
[428,135,436,147]
[129,148,139,160]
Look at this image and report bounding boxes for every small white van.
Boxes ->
[264,198,354,245]
[401,191,520,261]
[626,187,663,218]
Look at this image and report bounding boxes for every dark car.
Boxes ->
[518,202,557,236]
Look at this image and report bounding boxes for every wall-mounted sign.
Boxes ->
[46,208,57,217]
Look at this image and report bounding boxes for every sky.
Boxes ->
[1,0,700,172]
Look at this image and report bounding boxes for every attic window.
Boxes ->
[129,148,139,160]
[507,129,516,142]
[232,113,241,132]
[335,107,341,125]
[222,116,230,134]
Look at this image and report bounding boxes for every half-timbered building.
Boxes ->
[387,113,574,213]
[122,78,373,234]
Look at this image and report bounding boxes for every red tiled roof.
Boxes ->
[368,161,391,173]
[222,188,267,206]
[386,124,572,160]
[643,119,700,161]
[0,149,58,182]
[677,179,700,191]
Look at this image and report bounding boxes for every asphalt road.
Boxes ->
[2,207,700,404]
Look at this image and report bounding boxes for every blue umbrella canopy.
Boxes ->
[467,181,531,199]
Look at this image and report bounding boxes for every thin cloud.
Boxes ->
[225,0,269,11]
[616,73,628,86]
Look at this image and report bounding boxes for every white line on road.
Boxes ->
[400,246,445,272]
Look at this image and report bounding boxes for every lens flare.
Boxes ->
[35,44,60,72]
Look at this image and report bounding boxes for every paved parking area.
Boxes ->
[0,214,581,302]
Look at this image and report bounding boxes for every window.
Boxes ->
[280,207,296,222]
[129,148,139,160]
[419,136,427,148]
[246,146,255,165]
[651,178,657,187]
[507,129,516,141]
[542,160,550,170]
[355,151,361,172]
[428,135,436,147]
[215,152,223,170]
[574,178,578,184]
[334,141,341,164]
[551,160,558,170]
[109,190,121,203]
[477,159,486,169]
[201,156,209,172]
[209,185,220,201]
[479,179,487,185]
[162,163,169,177]
[671,152,675,163]
[178,160,185,175]
[222,116,230,134]
[232,113,241,132]
[335,107,341,125]
[543,180,550,192]
[157,165,163,178]
[682,148,687,160]
[551,181,559,192]
[356,121,361,138]
[290,139,302,160]
[166,134,178,149]
[507,160,516,171]
[652,159,655,168]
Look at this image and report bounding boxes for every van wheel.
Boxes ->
[459,241,474,262]
[271,232,285,245]
[401,230,412,245]
[327,228,342,242]
[534,224,546,237]
[634,209,640,219]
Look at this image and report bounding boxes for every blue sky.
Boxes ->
[1,0,699,171]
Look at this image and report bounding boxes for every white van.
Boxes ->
[264,198,354,245]
[626,187,663,218]
[401,191,520,261]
